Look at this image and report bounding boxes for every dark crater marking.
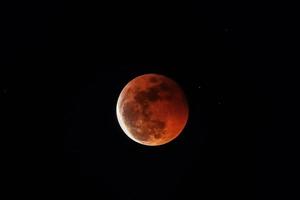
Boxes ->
[149,76,159,83]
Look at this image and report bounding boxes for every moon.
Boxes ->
[116,73,189,146]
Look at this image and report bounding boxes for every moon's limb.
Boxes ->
[116,74,188,146]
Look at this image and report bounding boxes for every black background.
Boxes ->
[3,1,296,200]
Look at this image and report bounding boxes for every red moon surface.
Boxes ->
[116,74,189,146]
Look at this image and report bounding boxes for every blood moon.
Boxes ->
[116,74,188,146]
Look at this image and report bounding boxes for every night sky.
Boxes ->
[4,1,294,200]
[60,3,254,199]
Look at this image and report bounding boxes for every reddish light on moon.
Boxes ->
[116,73,189,146]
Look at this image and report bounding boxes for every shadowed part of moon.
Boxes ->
[117,74,188,146]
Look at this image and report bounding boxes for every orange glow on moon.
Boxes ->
[116,74,189,146]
